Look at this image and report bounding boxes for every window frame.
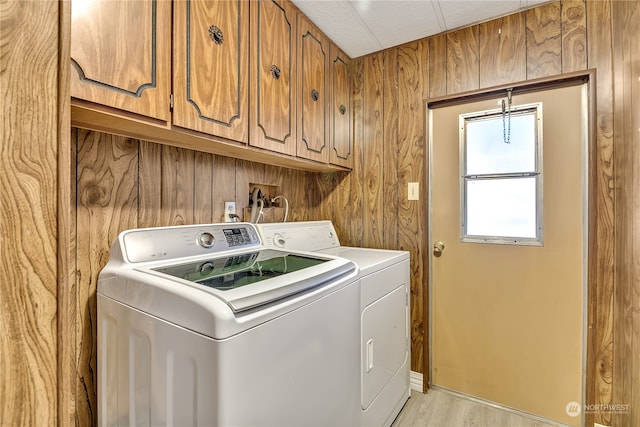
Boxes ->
[459,102,544,246]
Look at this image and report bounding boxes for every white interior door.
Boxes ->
[429,83,587,426]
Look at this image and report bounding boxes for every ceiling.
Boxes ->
[291,0,549,58]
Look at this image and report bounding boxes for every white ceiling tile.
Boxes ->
[291,0,552,58]
[354,1,443,48]
[293,0,384,57]
[437,1,521,30]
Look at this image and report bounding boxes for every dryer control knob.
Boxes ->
[274,233,286,248]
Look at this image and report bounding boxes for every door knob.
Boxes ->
[433,241,445,255]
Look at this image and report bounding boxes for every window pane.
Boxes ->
[466,113,536,175]
[465,177,537,238]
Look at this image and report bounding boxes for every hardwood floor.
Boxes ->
[392,389,562,427]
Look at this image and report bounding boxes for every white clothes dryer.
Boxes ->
[257,221,411,427]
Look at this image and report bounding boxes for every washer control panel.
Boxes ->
[222,227,254,247]
[121,223,261,263]
[256,221,340,252]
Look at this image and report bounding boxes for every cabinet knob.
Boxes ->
[208,25,224,45]
[339,104,346,115]
[270,65,281,80]
[311,89,319,102]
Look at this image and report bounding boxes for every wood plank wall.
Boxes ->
[611,2,640,427]
[58,1,638,426]
[342,1,635,426]
[347,44,429,374]
[0,0,60,425]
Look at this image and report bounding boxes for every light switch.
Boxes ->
[408,182,419,200]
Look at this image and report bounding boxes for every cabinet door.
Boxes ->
[329,45,353,169]
[296,14,329,163]
[71,0,170,121]
[250,0,297,156]
[173,0,249,143]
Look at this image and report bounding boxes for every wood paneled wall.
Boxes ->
[340,1,636,426]
[1,0,60,425]
[347,44,429,374]
[611,2,640,427]
[37,1,637,426]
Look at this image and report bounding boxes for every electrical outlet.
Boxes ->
[408,182,419,200]
[224,201,236,222]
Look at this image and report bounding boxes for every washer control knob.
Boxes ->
[274,233,286,248]
[197,232,215,248]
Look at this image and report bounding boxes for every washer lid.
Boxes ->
[147,249,356,312]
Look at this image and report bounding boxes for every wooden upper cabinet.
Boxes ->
[296,14,330,163]
[70,0,171,121]
[329,44,352,169]
[70,0,351,171]
[173,0,249,144]
[249,0,297,156]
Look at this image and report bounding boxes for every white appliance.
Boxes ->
[256,221,411,427]
[97,222,361,427]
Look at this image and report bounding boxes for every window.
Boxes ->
[460,103,543,245]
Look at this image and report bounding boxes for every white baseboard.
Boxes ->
[410,371,423,392]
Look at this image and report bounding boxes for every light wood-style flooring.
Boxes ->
[392,389,560,427]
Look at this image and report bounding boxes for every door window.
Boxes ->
[460,104,543,245]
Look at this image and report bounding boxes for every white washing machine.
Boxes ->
[97,223,361,426]
[257,221,411,427]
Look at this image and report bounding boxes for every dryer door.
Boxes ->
[361,284,408,409]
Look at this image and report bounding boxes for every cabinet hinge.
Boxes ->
[170,94,174,111]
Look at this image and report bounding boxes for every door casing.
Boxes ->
[423,72,595,427]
